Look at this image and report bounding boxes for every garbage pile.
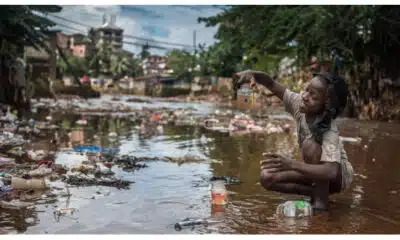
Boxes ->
[0,147,142,209]
[29,97,295,137]
[31,98,135,114]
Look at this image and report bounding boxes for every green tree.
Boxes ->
[200,6,400,119]
[0,5,62,109]
[111,51,142,78]
[0,5,62,56]
[166,49,192,77]
[57,53,88,77]
[88,40,113,78]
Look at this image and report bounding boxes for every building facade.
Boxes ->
[69,34,93,58]
[92,14,124,51]
[142,55,170,76]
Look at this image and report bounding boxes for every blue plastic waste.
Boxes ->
[73,145,119,153]
[0,184,13,198]
[102,148,119,153]
[73,145,101,152]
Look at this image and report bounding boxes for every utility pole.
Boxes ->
[191,30,196,86]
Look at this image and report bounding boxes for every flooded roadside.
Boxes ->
[1,96,400,234]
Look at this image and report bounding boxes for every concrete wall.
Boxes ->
[63,76,74,86]
[217,77,232,91]
[132,80,146,95]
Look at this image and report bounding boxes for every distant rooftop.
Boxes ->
[97,14,123,31]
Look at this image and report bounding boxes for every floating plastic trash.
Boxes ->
[73,145,101,152]
[174,218,207,231]
[102,148,119,153]
[276,200,313,218]
[210,176,241,185]
[211,180,227,205]
[174,218,222,231]
[0,157,16,167]
[54,207,78,222]
[0,200,33,210]
[0,183,13,198]
[73,145,119,153]
[11,177,48,190]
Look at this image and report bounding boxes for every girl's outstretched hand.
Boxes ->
[260,152,294,172]
[233,70,257,89]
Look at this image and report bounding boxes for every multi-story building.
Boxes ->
[142,55,170,76]
[91,14,124,51]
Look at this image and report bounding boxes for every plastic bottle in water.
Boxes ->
[211,180,227,205]
[276,200,313,218]
[174,218,207,231]
[174,217,223,231]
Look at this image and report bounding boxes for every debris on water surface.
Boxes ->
[0,199,34,210]
[354,173,368,179]
[340,136,362,144]
[0,156,16,167]
[174,218,222,231]
[11,177,48,190]
[54,207,78,222]
[0,95,324,229]
[210,176,242,185]
[276,200,313,218]
[126,97,152,104]
[28,166,53,177]
[65,174,134,189]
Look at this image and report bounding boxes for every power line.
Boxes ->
[47,13,194,49]
[50,20,191,52]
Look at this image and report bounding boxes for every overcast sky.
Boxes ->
[50,5,223,56]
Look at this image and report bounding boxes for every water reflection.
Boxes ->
[70,128,84,145]
[1,109,400,234]
[0,202,39,233]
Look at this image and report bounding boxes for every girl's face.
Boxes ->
[299,77,327,116]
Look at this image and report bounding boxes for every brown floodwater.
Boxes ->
[1,97,400,234]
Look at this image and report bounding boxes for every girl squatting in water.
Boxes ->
[234,70,354,210]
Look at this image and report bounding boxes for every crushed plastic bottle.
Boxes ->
[276,200,313,218]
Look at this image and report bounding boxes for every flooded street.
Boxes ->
[1,96,400,234]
